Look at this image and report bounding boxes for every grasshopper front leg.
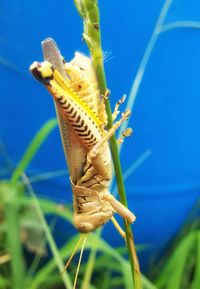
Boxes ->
[112,94,127,122]
[87,109,131,179]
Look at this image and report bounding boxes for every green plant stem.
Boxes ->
[92,51,142,289]
[118,0,173,140]
[73,1,142,287]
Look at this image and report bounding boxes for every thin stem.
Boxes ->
[92,21,143,289]
[118,0,173,146]
[159,21,200,33]
[73,1,142,288]
[28,169,67,183]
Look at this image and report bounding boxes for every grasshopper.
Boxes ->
[30,38,135,236]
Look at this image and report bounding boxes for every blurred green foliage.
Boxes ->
[0,119,157,289]
[150,202,200,289]
[1,118,199,289]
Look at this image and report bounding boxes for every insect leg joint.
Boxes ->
[101,193,136,223]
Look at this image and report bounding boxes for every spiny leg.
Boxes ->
[111,216,126,240]
[117,127,133,144]
[112,94,126,122]
[87,109,131,179]
[98,88,110,129]
[102,88,110,100]
[89,109,131,160]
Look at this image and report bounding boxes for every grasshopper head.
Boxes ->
[30,61,54,85]
[74,211,113,233]
[75,221,94,233]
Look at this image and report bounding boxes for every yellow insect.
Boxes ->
[30,38,135,286]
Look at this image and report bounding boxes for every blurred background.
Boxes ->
[1,0,200,288]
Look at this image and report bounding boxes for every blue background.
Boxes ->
[1,0,200,269]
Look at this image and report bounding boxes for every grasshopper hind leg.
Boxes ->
[102,192,136,223]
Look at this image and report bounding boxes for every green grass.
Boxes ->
[2,1,200,288]
[150,203,200,289]
[0,119,157,289]
[1,117,200,289]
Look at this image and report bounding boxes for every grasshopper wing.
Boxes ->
[42,38,86,183]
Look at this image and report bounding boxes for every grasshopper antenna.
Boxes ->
[62,234,85,274]
[73,234,88,289]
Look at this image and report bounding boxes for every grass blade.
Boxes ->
[4,184,26,289]
[11,118,57,185]
[21,175,72,289]
[155,231,197,289]
[80,247,97,289]
[191,231,200,289]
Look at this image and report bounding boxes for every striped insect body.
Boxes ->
[30,38,135,235]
